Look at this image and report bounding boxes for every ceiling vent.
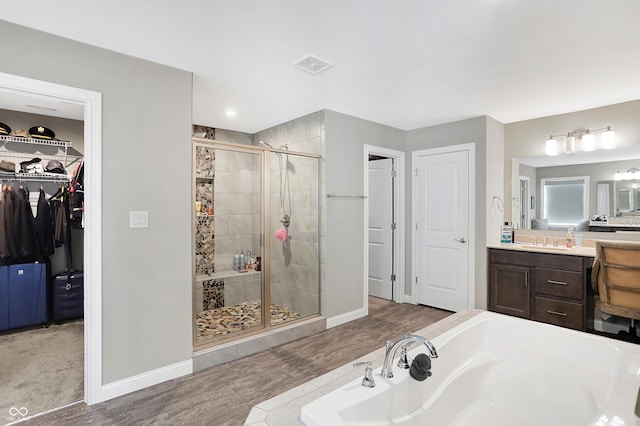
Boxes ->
[291,54,334,75]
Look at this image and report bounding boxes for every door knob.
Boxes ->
[454,237,467,244]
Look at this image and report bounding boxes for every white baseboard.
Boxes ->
[326,307,367,329]
[101,359,193,402]
[405,293,416,304]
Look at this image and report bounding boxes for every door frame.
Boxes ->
[519,176,530,229]
[363,145,405,310]
[411,143,475,308]
[0,72,103,404]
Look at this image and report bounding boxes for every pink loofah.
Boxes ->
[275,228,288,241]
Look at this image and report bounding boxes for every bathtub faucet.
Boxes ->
[380,334,438,379]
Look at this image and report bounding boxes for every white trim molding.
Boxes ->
[0,72,103,404]
[101,360,193,402]
[326,307,367,329]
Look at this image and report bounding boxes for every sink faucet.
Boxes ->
[541,233,547,246]
[380,335,438,379]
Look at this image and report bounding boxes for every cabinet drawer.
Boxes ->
[534,268,583,300]
[534,296,583,330]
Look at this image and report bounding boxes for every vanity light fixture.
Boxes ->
[602,126,616,149]
[615,167,640,181]
[544,126,615,156]
[563,133,576,154]
[581,130,595,151]
[545,136,559,156]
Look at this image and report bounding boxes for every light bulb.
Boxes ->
[545,137,558,156]
[615,171,622,181]
[564,133,576,153]
[581,131,595,151]
[602,126,615,149]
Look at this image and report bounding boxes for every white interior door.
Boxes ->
[368,158,393,300]
[415,149,469,311]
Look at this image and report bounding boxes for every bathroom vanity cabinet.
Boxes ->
[488,248,594,331]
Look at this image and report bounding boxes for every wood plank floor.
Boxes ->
[23,298,451,426]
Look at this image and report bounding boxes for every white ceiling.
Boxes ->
[2,1,640,134]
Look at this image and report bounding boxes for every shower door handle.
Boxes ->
[454,237,466,244]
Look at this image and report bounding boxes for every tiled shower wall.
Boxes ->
[254,111,325,317]
[214,148,261,272]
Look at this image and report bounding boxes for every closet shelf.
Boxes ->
[0,134,72,147]
[0,134,82,168]
[0,172,70,183]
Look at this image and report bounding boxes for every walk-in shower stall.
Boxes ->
[193,139,320,347]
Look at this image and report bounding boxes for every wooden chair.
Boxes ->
[592,240,640,337]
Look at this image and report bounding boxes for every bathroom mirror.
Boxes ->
[515,146,640,231]
[614,180,640,212]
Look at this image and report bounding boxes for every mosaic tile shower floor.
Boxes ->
[196,301,302,338]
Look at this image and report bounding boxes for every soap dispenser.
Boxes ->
[501,222,512,244]
[565,228,574,248]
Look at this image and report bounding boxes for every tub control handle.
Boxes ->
[353,361,376,388]
[397,344,411,370]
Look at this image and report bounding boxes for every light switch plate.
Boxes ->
[130,211,148,228]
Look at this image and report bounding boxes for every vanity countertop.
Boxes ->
[487,243,596,257]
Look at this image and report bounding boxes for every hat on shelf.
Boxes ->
[45,159,65,174]
[10,129,29,138]
[0,123,11,135]
[19,157,42,174]
[28,126,55,140]
[0,160,16,173]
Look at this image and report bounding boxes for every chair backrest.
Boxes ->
[593,241,640,311]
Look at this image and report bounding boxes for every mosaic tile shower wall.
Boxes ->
[195,145,215,178]
[195,145,215,276]
[202,278,224,310]
[195,216,215,275]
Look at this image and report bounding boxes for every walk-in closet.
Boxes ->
[0,107,85,422]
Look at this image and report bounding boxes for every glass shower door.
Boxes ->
[194,145,263,344]
[267,150,320,326]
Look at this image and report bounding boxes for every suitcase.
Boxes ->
[0,263,48,331]
[50,270,84,323]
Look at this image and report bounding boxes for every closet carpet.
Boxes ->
[0,320,83,425]
[19,298,451,426]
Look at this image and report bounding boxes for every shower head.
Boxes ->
[259,140,274,149]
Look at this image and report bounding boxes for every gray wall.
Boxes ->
[0,20,194,384]
[324,110,404,317]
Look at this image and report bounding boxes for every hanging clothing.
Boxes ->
[36,188,55,257]
[51,198,68,248]
[4,186,17,259]
[0,189,9,262]
[13,186,40,262]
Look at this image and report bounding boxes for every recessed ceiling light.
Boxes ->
[291,54,334,75]
[225,110,237,117]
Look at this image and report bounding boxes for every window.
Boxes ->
[541,176,589,226]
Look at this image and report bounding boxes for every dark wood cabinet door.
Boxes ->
[489,264,531,318]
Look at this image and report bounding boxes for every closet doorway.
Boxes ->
[193,139,321,348]
[0,72,102,418]
[363,145,405,307]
